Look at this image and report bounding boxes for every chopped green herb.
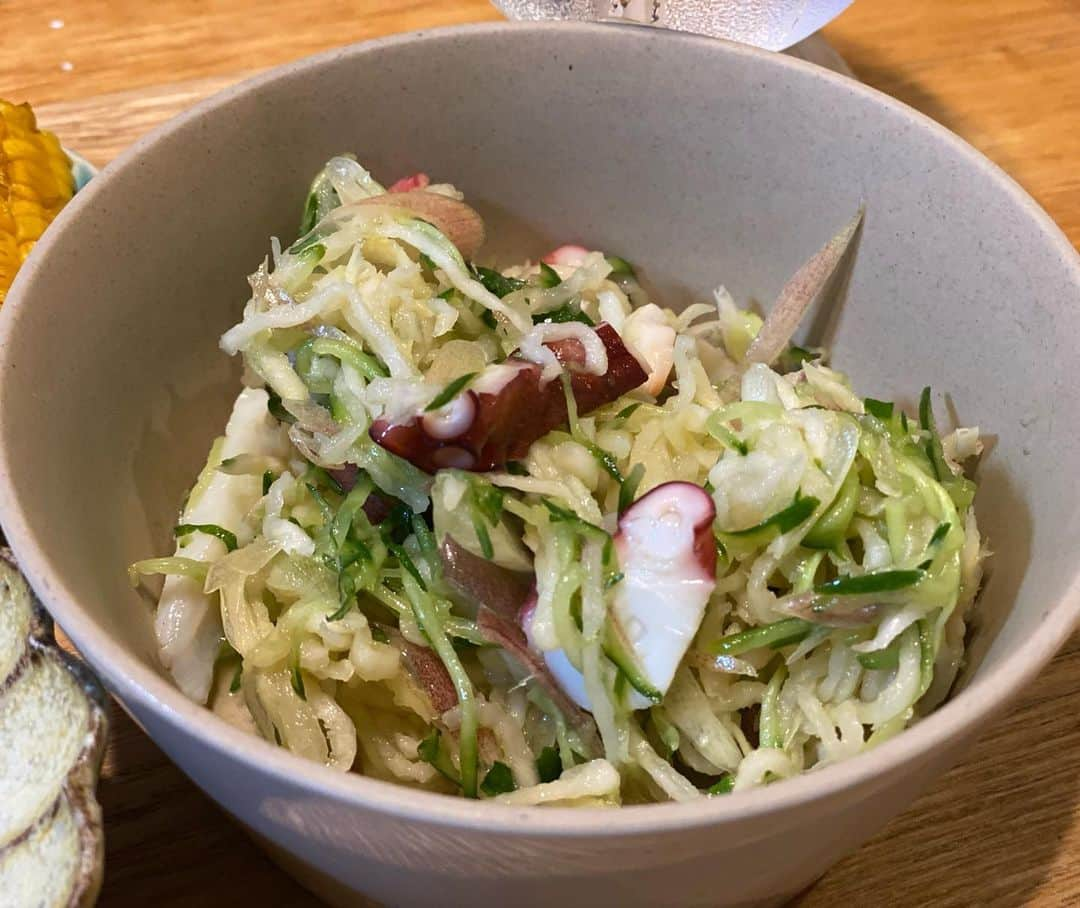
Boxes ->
[536,746,563,783]
[864,398,894,421]
[326,472,345,496]
[339,536,373,569]
[618,463,645,514]
[604,571,624,590]
[541,497,580,523]
[505,460,529,476]
[615,402,641,421]
[651,710,680,758]
[380,500,415,538]
[814,568,924,596]
[262,470,275,495]
[583,440,623,482]
[472,481,505,525]
[388,541,427,591]
[541,498,608,538]
[929,522,951,547]
[302,464,345,496]
[290,656,307,701]
[472,515,494,560]
[305,482,335,522]
[919,387,952,482]
[707,419,749,456]
[216,640,240,663]
[777,344,816,374]
[532,302,595,326]
[601,538,619,583]
[377,508,415,550]
[538,262,561,288]
[298,243,325,267]
[410,513,438,561]
[419,252,438,274]
[418,728,461,785]
[857,642,901,671]
[266,391,296,425]
[174,523,238,552]
[947,477,977,513]
[714,534,728,560]
[299,191,319,235]
[472,265,525,298]
[605,254,636,276]
[316,479,386,621]
[229,663,243,693]
[706,775,735,795]
[330,578,357,619]
[918,386,934,431]
[480,761,517,796]
[288,228,325,256]
[426,372,478,412]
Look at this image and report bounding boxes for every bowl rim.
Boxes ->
[2,20,1080,836]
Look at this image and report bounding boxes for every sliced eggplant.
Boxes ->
[0,551,107,907]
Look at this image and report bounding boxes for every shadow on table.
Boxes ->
[96,702,319,906]
[795,630,1080,907]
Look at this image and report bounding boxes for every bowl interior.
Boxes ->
[2,22,1079,807]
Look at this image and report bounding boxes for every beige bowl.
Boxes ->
[1,22,1079,908]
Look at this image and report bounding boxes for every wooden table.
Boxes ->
[5,1,1079,904]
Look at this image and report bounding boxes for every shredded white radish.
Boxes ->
[495,759,621,806]
[517,322,608,384]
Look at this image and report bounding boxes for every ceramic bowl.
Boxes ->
[1,22,1078,908]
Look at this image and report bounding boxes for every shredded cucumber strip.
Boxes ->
[377,219,532,334]
[580,539,630,764]
[128,556,208,586]
[402,573,479,798]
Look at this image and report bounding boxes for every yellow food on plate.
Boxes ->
[0,100,74,305]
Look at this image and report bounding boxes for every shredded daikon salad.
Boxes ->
[132,156,987,805]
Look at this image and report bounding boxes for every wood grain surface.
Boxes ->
[4,0,1079,905]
